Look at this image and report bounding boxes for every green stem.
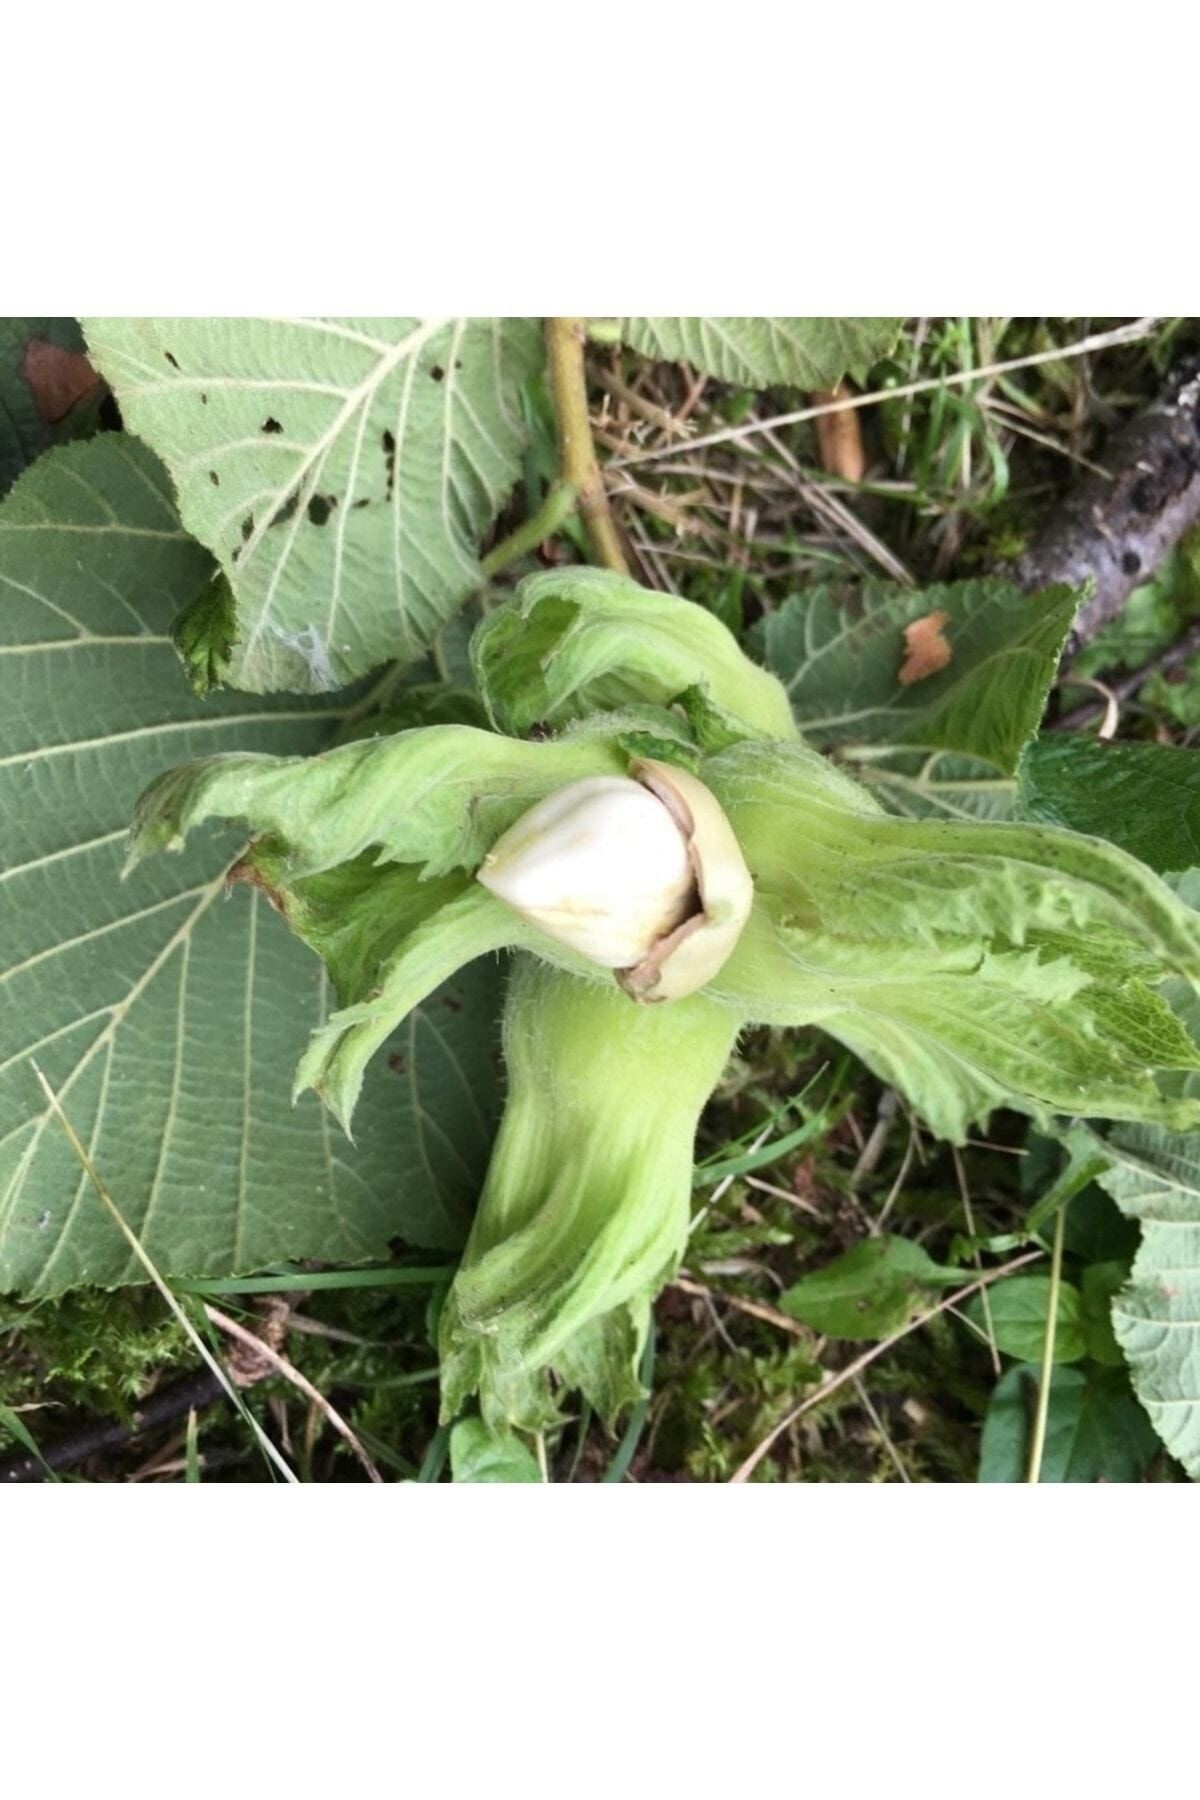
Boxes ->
[545,317,630,577]
[1026,1201,1067,1484]
[481,480,579,578]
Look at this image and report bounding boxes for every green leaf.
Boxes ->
[171,571,238,696]
[472,566,797,742]
[83,318,544,693]
[0,319,103,496]
[1018,735,1200,874]
[0,435,502,1297]
[1024,1124,1117,1238]
[1080,1261,1129,1366]
[978,1363,1162,1482]
[966,1276,1086,1363]
[0,1401,56,1477]
[1094,1122,1200,1477]
[449,1417,542,1483]
[759,577,1078,777]
[779,1235,961,1340]
[618,318,903,389]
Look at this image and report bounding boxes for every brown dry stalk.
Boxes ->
[671,1275,813,1342]
[546,317,630,576]
[204,1304,383,1484]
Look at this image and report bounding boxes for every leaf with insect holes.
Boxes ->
[82,317,544,693]
[0,434,504,1298]
[618,318,903,389]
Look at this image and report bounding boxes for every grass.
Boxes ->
[3,316,1197,1483]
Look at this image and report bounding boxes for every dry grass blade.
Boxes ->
[611,318,1160,469]
[203,1304,384,1484]
[729,1249,1045,1483]
[671,1274,813,1341]
[30,1062,298,1485]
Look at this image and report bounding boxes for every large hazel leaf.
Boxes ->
[618,318,903,388]
[1018,734,1200,875]
[82,317,544,694]
[759,577,1078,784]
[0,435,502,1296]
[1092,1123,1200,1478]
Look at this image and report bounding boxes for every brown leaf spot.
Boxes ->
[21,339,100,424]
[898,609,952,686]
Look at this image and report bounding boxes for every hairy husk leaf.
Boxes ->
[473,566,798,742]
[438,959,740,1431]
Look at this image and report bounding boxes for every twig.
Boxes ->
[0,1368,222,1483]
[671,1274,813,1341]
[0,1289,313,1483]
[755,421,914,586]
[546,318,630,576]
[1018,355,1200,658]
[203,1305,383,1484]
[1054,617,1200,731]
[609,319,1159,470]
[730,1249,1044,1482]
[850,1088,899,1188]
[1052,675,1120,740]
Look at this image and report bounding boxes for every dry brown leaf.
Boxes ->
[21,339,100,424]
[812,382,866,483]
[898,609,952,686]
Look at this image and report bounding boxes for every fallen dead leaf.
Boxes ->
[898,609,952,686]
[21,339,100,424]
